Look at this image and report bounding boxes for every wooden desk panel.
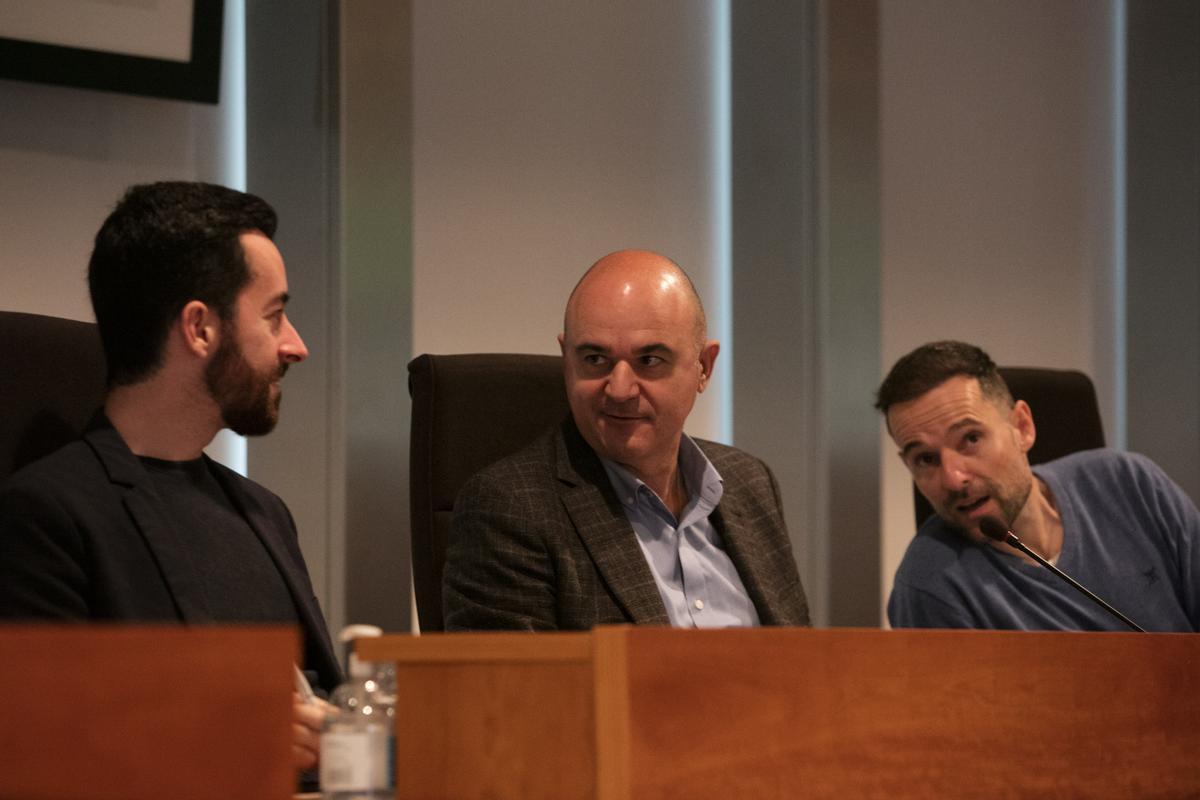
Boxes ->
[607,627,1199,799]
[0,625,297,800]
[363,628,1200,800]
[361,633,594,800]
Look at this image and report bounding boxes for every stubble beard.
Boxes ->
[943,471,1034,536]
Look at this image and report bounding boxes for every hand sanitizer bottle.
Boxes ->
[320,628,392,799]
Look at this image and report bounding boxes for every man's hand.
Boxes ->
[293,694,332,771]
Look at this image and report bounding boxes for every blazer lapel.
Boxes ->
[84,420,213,622]
[707,494,781,623]
[208,463,326,640]
[555,421,670,625]
[699,451,796,625]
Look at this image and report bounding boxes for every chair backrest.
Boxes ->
[0,311,106,484]
[912,366,1106,527]
[407,353,569,631]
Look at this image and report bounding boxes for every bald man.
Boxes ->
[442,250,810,631]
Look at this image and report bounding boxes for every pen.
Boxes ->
[294,663,316,704]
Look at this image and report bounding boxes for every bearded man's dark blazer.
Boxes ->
[443,417,810,631]
[0,415,341,691]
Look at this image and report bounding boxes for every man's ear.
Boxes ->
[697,340,720,393]
[1010,399,1037,453]
[179,300,218,358]
[557,332,566,355]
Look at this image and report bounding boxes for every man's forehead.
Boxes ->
[887,376,997,442]
[565,291,689,335]
[568,311,679,340]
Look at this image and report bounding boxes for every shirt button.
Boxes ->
[694,599,704,610]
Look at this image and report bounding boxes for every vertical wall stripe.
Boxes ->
[207,0,249,476]
[220,0,247,192]
[1111,0,1127,450]
[712,0,733,441]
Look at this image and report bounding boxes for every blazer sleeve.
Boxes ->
[0,479,92,619]
[442,467,561,632]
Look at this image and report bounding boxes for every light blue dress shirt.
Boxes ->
[601,436,760,628]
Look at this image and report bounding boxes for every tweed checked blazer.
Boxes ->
[443,417,810,631]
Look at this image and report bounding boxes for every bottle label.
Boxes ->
[320,729,389,791]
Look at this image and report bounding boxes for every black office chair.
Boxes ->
[0,311,106,483]
[912,366,1106,527]
[407,353,569,631]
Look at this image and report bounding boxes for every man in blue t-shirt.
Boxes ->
[877,340,1199,632]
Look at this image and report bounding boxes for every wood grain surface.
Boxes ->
[0,625,297,800]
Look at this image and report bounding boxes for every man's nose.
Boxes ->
[604,361,639,401]
[280,317,309,363]
[939,451,970,491]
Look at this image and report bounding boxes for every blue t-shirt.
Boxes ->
[888,449,1200,632]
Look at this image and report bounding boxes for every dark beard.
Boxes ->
[204,329,283,436]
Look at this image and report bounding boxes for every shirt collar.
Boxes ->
[600,434,724,513]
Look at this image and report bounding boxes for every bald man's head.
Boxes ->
[564,250,707,353]
[558,249,719,483]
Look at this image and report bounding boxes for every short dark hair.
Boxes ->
[875,340,1013,415]
[87,181,277,386]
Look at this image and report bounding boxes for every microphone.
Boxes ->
[978,517,1146,633]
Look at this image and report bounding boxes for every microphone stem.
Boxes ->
[1004,534,1146,633]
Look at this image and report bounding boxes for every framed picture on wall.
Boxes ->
[0,0,223,104]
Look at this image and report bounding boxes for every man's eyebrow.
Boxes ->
[634,343,672,355]
[898,416,983,457]
[265,291,290,310]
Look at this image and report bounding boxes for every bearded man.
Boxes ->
[879,340,1199,631]
[0,181,339,770]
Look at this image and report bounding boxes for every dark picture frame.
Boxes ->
[0,0,224,104]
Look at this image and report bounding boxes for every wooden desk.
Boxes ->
[359,626,1200,799]
[0,625,297,800]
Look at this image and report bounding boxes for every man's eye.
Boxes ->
[963,431,982,446]
[912,453,936,469]
[640,355,663,367]
[582,354,606,366]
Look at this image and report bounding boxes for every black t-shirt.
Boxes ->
[138,456,299,624]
